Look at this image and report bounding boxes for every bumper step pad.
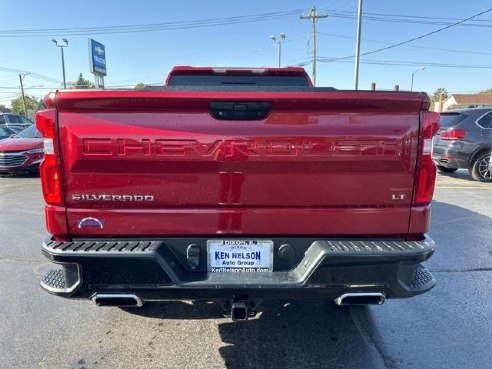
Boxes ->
[410,264,436,292]
[41,269,66,290]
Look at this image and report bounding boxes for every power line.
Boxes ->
[318,32,492,56]
[323,7,492,62]
[354,10,492,23]
[0,66,62,84]
[0,86,55,90]
[285,58,312,67]
[317,57,492,69]
[225,33,308,63]
[0,10,304,38]
[329,14,492,28]
[321,9,492,28]
[0,94,22,99]
[0,91,25,95]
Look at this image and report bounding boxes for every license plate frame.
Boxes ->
[207,239,274,273]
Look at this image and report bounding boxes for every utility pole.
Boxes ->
[300,7,328,86]
[270,33,286,67]
[18,73,30,116]
[353,0,363,90]
[438,92,444,112]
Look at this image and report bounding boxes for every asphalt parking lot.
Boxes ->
[0,170,491,369]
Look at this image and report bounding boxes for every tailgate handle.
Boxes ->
[210,102,270,120]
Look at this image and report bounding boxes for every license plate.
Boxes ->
[207,240,273,273]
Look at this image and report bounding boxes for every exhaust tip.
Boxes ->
[335,292,385,306]
[93,294,143,307]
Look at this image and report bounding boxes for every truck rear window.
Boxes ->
[167,75,310,86]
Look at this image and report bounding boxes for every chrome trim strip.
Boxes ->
[0,151,28,156]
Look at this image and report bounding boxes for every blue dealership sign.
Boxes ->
[89,39,107,76]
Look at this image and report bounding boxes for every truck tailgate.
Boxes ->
[55,89,424,236]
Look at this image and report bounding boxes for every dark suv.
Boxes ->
[433,108,492,182]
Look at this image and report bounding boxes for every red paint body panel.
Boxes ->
[62,207,411,236]
[45,205,68,238]
[408,205,432,237]
[46,88,431,238]
[0,137,43,151]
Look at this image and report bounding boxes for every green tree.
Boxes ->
[37,98,46,110]
[10,95,39,115]
[0,104,6,112]
[134,82,147,90]
[480,88,492,94]
[69,73,95,89]
[431,88,448,103]
[428,88,448,111]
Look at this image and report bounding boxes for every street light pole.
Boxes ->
[353,0,363,90]
[61,47,66,88]
[270,33,286,68]
[52,38,69,88]
[410,66,426,91]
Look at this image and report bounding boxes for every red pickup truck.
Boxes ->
[38,67,439,320]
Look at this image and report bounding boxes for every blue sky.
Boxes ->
[1,0,491,107]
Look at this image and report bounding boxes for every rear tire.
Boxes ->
[437,165,458,173]
[469,152,491,182]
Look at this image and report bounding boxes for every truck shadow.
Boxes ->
[124,300,382,369]
[121,300,225,319]
[217,301,381,369]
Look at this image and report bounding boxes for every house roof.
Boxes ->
[448,94,492,105]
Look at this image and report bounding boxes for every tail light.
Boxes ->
[440,129,466,140]
[36,108,64,206]
[413,112,440,206]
